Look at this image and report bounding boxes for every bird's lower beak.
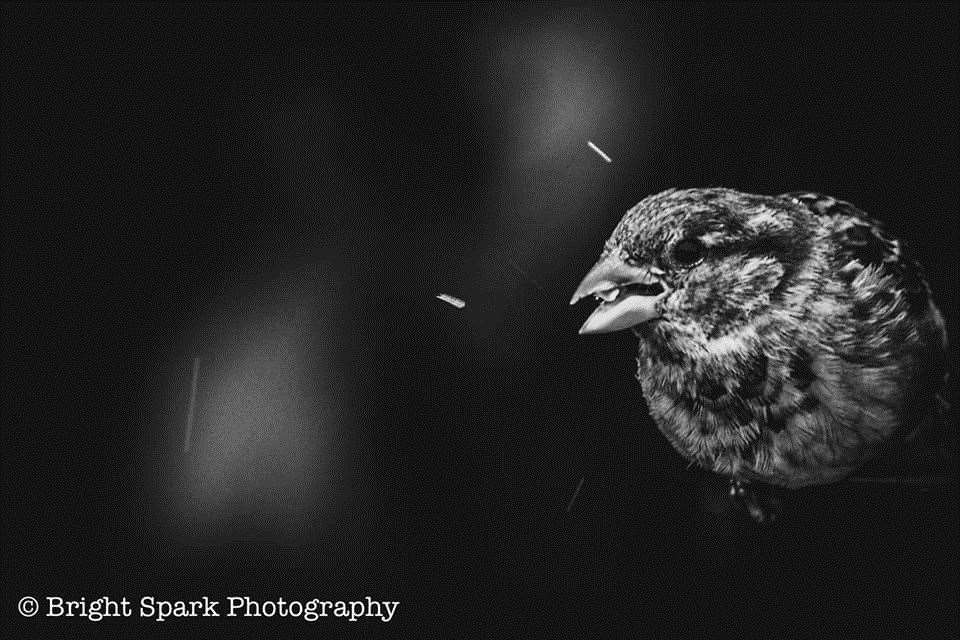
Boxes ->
[569,257,670,335]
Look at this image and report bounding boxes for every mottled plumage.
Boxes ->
[572,188,948,489]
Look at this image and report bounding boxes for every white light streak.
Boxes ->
[587,140,612,163]
[566,476,585,512]
[435,293,466,309]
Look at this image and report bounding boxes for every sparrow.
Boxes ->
[571,188,949,500]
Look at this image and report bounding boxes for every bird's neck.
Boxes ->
[634,322,767,400]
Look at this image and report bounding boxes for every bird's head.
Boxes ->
[571,188,817,354]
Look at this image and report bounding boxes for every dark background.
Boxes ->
[2,2,958,638]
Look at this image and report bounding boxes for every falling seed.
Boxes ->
[587,140,612,163]
[182,357,200,454]
[435,293,466,309]
[566,476,585,513]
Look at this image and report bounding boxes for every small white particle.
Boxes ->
[587,140,612,163]
[435,293,466,309]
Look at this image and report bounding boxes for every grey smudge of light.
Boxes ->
[183,357,200,454]
[506,258,548,296]
[566,476,585,513]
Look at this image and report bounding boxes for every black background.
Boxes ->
[2,2,958,638]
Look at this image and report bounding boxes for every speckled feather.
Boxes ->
[596,188,948,488]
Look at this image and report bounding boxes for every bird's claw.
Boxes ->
[729,479,780,524]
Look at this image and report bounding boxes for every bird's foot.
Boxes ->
[729,479,782,524]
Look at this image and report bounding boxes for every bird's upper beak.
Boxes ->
[570,257,670,335]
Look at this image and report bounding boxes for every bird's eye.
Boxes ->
[671,238,705,267]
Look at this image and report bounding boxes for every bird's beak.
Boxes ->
[569,257,670,335]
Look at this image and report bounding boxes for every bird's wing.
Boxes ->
[781,191,952,469]
[779,191,931,316]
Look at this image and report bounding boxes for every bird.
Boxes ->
[570,188,949,518]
